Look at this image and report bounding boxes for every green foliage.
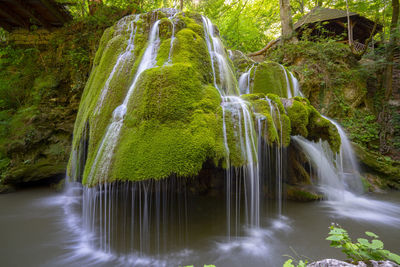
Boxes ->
[192,0,279,52]
[0,27,8,42]
[327,225,400,264]
[252,62,288,97]
[283,259,307,267]
[342,110,380,150]
[0,45,40,110]
[268,40,359,108]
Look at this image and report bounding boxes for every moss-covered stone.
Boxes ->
[71,11,229,186]
[286,186,323,201]
[283,97,340,153]
[353,143,400,188]
[252,61,289,97]
[240,93,291,147]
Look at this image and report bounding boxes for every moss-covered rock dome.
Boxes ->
[68,9,340,187]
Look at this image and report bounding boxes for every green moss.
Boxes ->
[129,64,202,123]
[353,143,400,184]
[159,18,173,40]
[252,61,288,97]
[284,97,340,152]
[240,94,291,147]
[187,23,204,38]
[286,186,323,201]
[3,158,66,184]
[104,65,224,184]
[240,93,266,101]
[171,28,212,83]
[286,99,309,137]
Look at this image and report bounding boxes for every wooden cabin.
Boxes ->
[294,7,382,52]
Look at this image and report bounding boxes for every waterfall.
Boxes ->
[65,11,395,263]
[238,64,255,94]
[292,136,400,225]
[95,15,140,115]
[87,19,162,185]
[222,96,260,233]
[292,136,348,200]
[202,16,265,233]
[322,116,364,194]
[202,16,239,96]
[165,13,177,65]
[280,64,293,98]
[289,71,303,97]
[81,178,189,255]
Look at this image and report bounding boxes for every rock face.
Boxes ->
[307,259,399,267]
[68,9,339,187]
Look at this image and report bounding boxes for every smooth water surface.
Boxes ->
[1,186,400,267]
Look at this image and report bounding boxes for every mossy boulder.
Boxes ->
[241,93,291,147]
[241,94,339,151]
[108,64,224,184]
[283,97,340,153]
[286,186,323,201]
[70,10,228,186]
[353,143,400,188]
[67,10,347,188]
[252,61,290,97]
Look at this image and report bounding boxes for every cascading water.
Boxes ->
[289,71,303,97]
[322,116,364,193]
[62,10,399,267]
[94,15,140,115]
[292,136,400,225]
[165,13,177,65]
[87,19,162,184]
[202,16,239,96]
[280,64,293,98]
[238,64,255,94]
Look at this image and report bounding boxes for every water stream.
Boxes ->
[59,14,400,266]
[1,187,400,267]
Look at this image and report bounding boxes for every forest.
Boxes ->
[0,0,399,266]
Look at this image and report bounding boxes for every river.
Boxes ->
[1,186,399,267]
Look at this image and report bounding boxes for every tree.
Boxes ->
[384,0,399,100]
[279,0,295,42]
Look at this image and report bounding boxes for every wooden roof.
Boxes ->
[0,0,72,31]
[294,7,358,29]
[293,7,382,43]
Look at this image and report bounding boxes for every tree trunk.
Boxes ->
[345,0,353,48]
[279,0,294,42]
[180,0,184,10]
[384,0,399,100]
[88,0,102,15]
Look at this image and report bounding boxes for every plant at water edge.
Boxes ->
[326,224,400,264]
[283,259,307,267]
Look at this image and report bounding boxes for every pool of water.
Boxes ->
[1,186,399,267]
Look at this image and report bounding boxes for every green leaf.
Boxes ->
[370,240,384,250]
[387,252,400,264]
[329,228,346,235]
[283,259,295,267]
[365,231,378,238]
[357,238,370,246]
[326,235,343,241]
